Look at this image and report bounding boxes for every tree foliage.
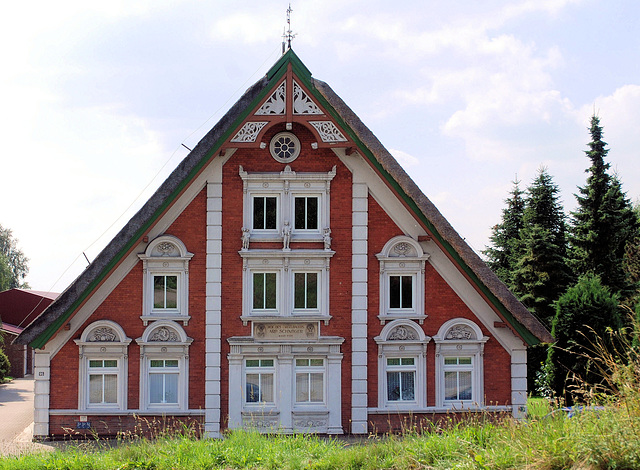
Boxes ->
[483,178,525,287]
[569,116,639,297]
[544,274,621,403]
[0,224,29,291]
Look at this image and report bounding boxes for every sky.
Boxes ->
[1,0,639,293]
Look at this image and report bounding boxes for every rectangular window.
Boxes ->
[245,359,275,403]
[88,359,118,405]
[295,358,324,403]
[444,357,473,401]
[253,273,277,310]
[253,196,277,230]
[153,275,178,309]
[389,275,413,309]
[294,272,318,309]
[294,197,318,230]
[386,357,416,402]
[149,359,179,404]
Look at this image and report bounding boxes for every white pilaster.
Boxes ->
[511,347,528,418]
[33,351,50,438]
[351,181,369,434]
[205,153,232,438]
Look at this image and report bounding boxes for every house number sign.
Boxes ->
[254,322,318,341]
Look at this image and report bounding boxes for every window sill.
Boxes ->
[241,315,332,326]
[378,314,427,325]
[140,315,191,326]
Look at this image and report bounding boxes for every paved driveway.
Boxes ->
[0,377,34,442]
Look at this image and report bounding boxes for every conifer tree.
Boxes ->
[569,115,639,297]
[512,168,571,327]
[511,168,571,392]
[544,274,621,402]
[484,178,525,287]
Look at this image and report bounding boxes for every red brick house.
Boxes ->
[0,288,58,378]
[16,50,551,438]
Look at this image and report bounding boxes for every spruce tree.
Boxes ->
[484,178,525,287]
[512,168,571,327]
[511,168,571,393]
[569,115,639,296]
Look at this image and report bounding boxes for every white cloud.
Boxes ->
[389,148,420,166]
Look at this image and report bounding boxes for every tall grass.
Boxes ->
[3,314,640,469]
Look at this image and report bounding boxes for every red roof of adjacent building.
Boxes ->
[0,288,59,329]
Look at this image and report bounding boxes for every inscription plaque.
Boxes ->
[254,322,318,341]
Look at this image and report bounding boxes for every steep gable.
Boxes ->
[17,49,551,350]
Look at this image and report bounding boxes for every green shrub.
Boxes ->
[0,348,10,381]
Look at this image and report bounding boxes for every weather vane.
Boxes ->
[282,3,296,54]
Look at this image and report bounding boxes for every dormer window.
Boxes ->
[376,236,430,324]
[138,235,193,326]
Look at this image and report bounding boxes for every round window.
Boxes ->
[270,132,301,163]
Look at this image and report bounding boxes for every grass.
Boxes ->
[2,401,640,470]
[5,316,640,469]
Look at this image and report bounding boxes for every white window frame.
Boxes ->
[292,270,320,313]
[138,235,193,326]
[374,319,430,410]
[433,318,488,409]
[136,321,192,411]
[240,251,333,324]
[74,320,131,411]
[148,358,181,405]
[385,357,417,403]
[292,194,321,233]
[239,164,336,243]
[244,358,277,406]
[294,358,326,405]
[376,236,430,324]
[228,338,344,434]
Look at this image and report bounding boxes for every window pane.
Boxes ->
[150,360,164,368]
[307,273,317,308]
[253,273,264,309]
[459,357,472,365]
[307,198,318,230]
[153,276,165,308]
[400,371,415,401]
[164,374,178,403]
[309,359,323,367]
[150,374,163,403]
[246,360,259,368]
[265,273,277,309]
[89,360,103,368]
[444,357,458,365]
[459,371,472,400]
[296,373,309,402]
[246,374,260,402]
[389,276,400,309]
[261,373,274,402]
[165,360,179,368]
[294,197,305,230]
[309,373,323,402]
[253,197,265,229]
[387,358,400,366]
[165,276,178,309]
[89,375,103,403]
[294,273,305,309]
[103,374,118,403]
[387,371,400,401]
[296,358,309,367]
[103,360,118,368]
[444,371,457,401]
[400,358,415,366]
[401,276,412,308]
[265,197,277,230]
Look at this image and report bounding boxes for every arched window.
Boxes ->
[136,321,192,411]
[433,318,488,408]
[138,235,193,326]
[376,236,430,324]
[374,319,430,409]
[74,320,131,411]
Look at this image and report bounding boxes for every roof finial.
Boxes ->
[284,3,296,52]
